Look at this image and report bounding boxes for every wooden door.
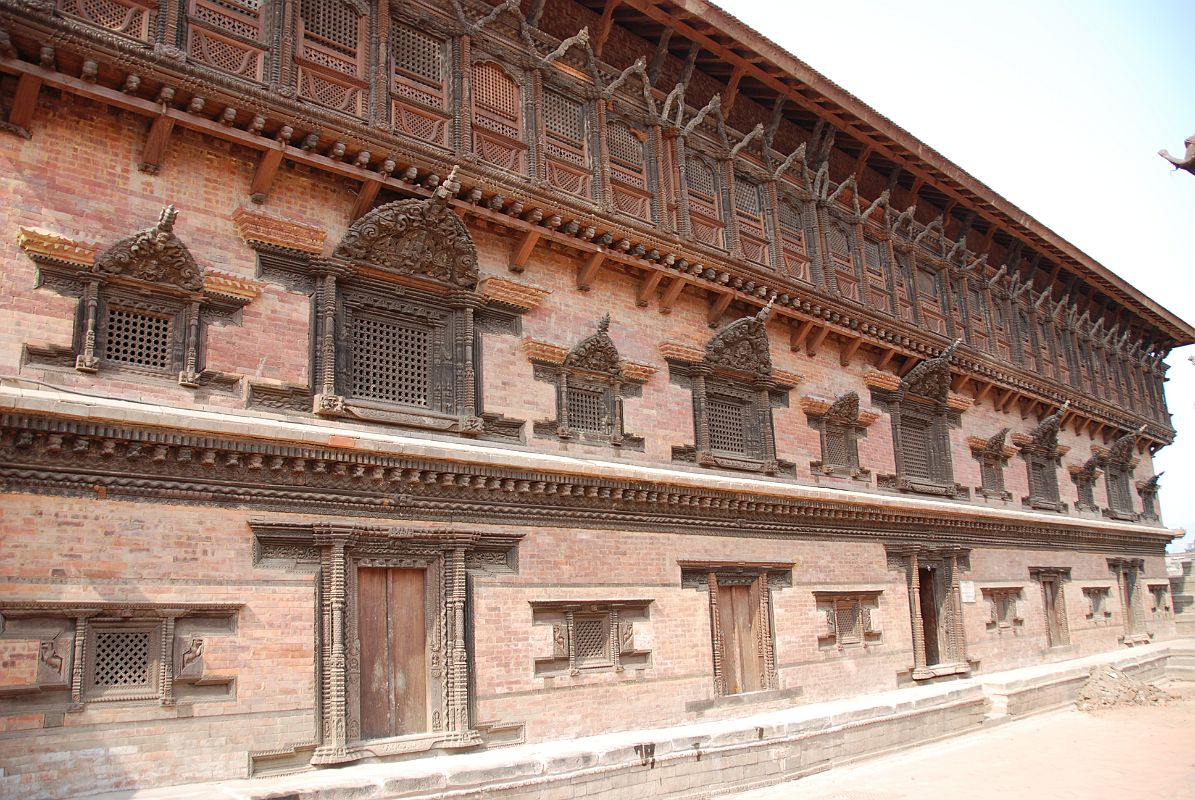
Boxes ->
[357,567,427,740]
[1042,578,1061,647]
[718,581,763,695]
[918,567,941,666]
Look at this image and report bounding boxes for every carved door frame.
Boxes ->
[251,520,521,765]
[886,544,970,680]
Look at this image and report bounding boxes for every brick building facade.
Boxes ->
[0,0,1190,795]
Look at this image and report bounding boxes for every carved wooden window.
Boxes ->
[1071,456,1100,513]
[542,90,592,197]
[915,265,947,334]
[607,120,650,218]
[981,588,1022,632]
[827,218,860,302]
[1138,475,1161,523]
[966,286,990,352]
[529,316,646,448]
[862,235,891,314]
[0,602,237,710]
[532,601,650,677]
[21,208,253,391]
[1027,455,1060,506]
[685,153,724,248]
[185,0,267,81]
[1084,587,1112,621]
[734,174,768,265]
[893,251,918,325]
[777,195,812,283]
[471,61,526,172]
[815,592,881,650]
[1036,318,1056,379]
[296,0,366,116]
[899,405,948,484]
[803,391,873,480]
[969,428,1011,500]
[1106,467,1134,517]
[390,21,450,147]
[345,312,432,407]
[58,0,155,41]
[681,565,789,696]
[875,344,960,496]
[980,459,1005,496]
[1015,309,1039,371]
[669,305,793,475]
[991,296,1013,361]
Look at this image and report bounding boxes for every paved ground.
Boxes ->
[726,685,1195,800]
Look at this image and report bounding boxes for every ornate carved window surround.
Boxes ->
[1069,454,1102,514]
[667,300,797,476]
[968,428,1013,501]
[885,544,971,680]
[20,207,258,391]
[0,601,238,715]
[870,340,968,498]
[981,587,1023,634]
[801,390,877,481]
[1099,428,1143,522]
[526,314,654,448]
[531,600,651,677]
[680,561,791,697]
[1013,402,1069,512]
[812,590,883,651]
[240,175,527,441]
[251,518,522,765]
[1137,473,1162,523]
[1082,586,1113,623]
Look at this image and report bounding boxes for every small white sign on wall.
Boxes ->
[960,581,977,603]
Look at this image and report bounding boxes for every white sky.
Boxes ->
[716,0,1195,550]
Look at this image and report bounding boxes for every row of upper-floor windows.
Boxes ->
[55,0,1166,423]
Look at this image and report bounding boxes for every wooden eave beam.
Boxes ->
[706,290,733,325]
[996,388,1016,412]
[592,0,623,58]
[658,276,687,314]
[898,356,919,377]
[806,325,830,357]
[875,347,898,371]
[139,111,176,174]
[789,318,815,351]
[249,146,284,203]
[839,335,863,367]
[636,270,664,307]
[350,175,383,221]
[721,64,746,118]
[576,251,605,291]
[8,72,41,132]
[509,229,541,273]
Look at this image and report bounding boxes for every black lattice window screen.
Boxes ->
[192,0,262,39]
[981,460,1004,494]
[901,415,933,480]
[823,425,852,468]
[473,63,520,124]
[778,200,803,234]
[707,396,749,454]
[829,222,853,256]
[734,176,762,216]
[349,315,430,407]
[104,307,173,370]
[573,616,609,666]
[93,631,151,688]
[1108,470,1133,513]
[686,156,716,199]
[566,386,607,433]
[392,23,442,85]
[300,0,358,54]
[916,268,940,298]
[835,600,862,644]
[863,237,883,271]
[607,121,643,167]
[1030,458,1059,502]
[544,91,585,142]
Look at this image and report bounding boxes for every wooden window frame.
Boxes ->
[185,0,268,82]
[981,587,1023,633]
[389,17,452,148]
[531,601,651,677]
[1030,567,1072,648]
[814,591,882,650]
[470,59,528,173]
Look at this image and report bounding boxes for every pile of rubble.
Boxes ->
[1076,666,1174,712]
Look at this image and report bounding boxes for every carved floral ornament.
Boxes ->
[564,313,620,375]
[704,297,775,377]
[899,338,960,402]
[333,168,477,289]
[90,206,203,292]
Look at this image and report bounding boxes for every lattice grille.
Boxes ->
[980,460,1004,494]
[573,617,608,664]
[188,27,263,78]
[349,315,430,407]
[566,386,607,433]
[1030,458,1059,502]
[829,222,852,256]
[300,0,359,54]
[607,121,644,167]
[686,156,716,198]
[708,397,748,454]
[778,199,803,233]
[823,425,851,468]
[104,307,173,369]
[473,62,520,123]
[61,0,152,39]
[1108,470,1133,513]
[544,91,585,142]
[901,415,933,479]
[835,601,862,644]
[392,23,443,85]
[734,176,762,216]
[916,267,939,297]
[863,237,883,271]
[191,0,260,39]
[93,631,151,688]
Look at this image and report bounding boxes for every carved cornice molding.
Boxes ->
[0,410,1172,555]
[17,228,98,267]
[479,276,550,311]
[620,361,658,383]
[658,341,706,363]
[863,370,901,392]
[522,338,569,365]
[232,208,326,255]
[203,271,263,303]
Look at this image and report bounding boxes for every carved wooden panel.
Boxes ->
[607,120,650,219]
[685,154,724,248]
[827,218,859,302]
[777,196,812,284]
[186,0,267,81]
[734,174,768,265]
[542,90,592,198]
[391,21,450,147]
[862,235,891,314]
[59,0,154,41]
[296,0,366,116]
[915,264,947,335]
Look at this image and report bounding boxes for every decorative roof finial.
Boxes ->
[941,338,962,360]
[597,312,610,334]
[433,165,461,204]
[755,294,776,324]
[157,204,178,232]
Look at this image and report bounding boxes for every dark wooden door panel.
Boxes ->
[357,567,427,741]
